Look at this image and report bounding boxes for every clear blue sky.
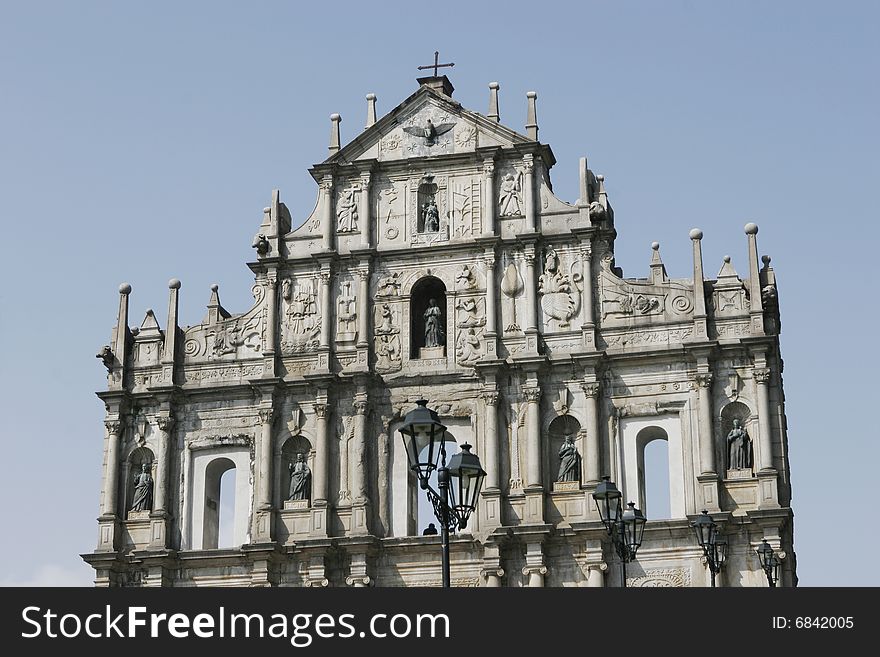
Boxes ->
[1,1,877,586]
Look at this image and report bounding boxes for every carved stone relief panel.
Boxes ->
[497,163,523,218]
[335,279,357,346]
[374,302,402,373]
[401,104,456,158]
[449,175,481,238]
[336,182,360,234]
[410,174,449,245]
[598,253,694,327]
[500,252,525,334]
[538,246,583,330]
[377,178,406,244]
[627,567,692,587]
[280,274,320,356]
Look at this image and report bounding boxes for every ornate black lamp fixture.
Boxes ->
[755,539,781,587]
[399,400,486,588]
[691,509,728,587]
[592,476,647,587]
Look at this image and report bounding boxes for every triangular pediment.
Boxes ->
[325,85,534,165]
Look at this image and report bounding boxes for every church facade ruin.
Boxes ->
[83,72,796,587]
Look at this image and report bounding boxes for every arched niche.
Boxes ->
[280,435,314,504]
[721,401,754,473]
[548,415,582,485]
[410,276,447,359]
[125,446,155,514]
[417,180,439,233]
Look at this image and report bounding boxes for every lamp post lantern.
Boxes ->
[592,476,647,587]
[691,509,728,587]
[399,400,486,588]
[755,539,780,587]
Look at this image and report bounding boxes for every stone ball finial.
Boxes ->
[330,113,341,121]
[723,255,731,263]
[119,283,132,294]
[689,228,703,240]
[211,283,219,292]
[146,308,154,315]
[168,278,181,289]
[366,93,376,101]
[489,81,500,89]
[596,174,605,182]
[762,255,771,265]
[526,91,537,98]
[651,241,660,251]
[744,222,759,235]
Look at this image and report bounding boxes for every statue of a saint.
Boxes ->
[727,419,752,470]
[288,453,312,501]
[557,435,580,482]
[424,298,444,348]
[422,199,439,232]
[130,463,153,512]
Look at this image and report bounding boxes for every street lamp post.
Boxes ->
[399,400,487,588]
[691,509,728,587]
[755,539,781,587]
[592,476,647,587]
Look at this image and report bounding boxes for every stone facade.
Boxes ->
[83,75,796,587]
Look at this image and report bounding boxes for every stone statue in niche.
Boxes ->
[557,435,581,482]
[288,453,312,501]
[727,419,752,470]
[538,246,582,327]
[337,188,359,233]
[422,198,440,233]
[424,298,444,347]
[499,172,523,216]
[130,463,153,512]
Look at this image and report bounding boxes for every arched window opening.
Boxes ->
[416,434,459,536]
[636,426,671,520]
[203,457,236,549]
[410,276,447,359]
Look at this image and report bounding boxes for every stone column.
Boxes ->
[483,160,495,237]
[482,391,500,490]
[755,368,774,471]
[523,246,538,332]
[523,155,536,233]
[695,373,716,475]
[319,268,332,348]
[525,387,542,487]
[352,398,368,502]
[359,172,371,248]
[320,176,334,251]
[484,253,497,335]
[263,275,277,376]
[154,415,174,513]
[582,383,601,484]
[314,402,330,503]
[587,563,607,588]
[356,268,369,349]
[580,246,595,348]
[257,408,274,510]
[103,419,122,517]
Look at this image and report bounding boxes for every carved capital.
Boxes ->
[754,368,771,384]
[523,251,535,266]
[587,562,608,572]
[356,268,370,282]
[523,387,542,403]
[521,565,547,576]
[314,403,329,419]
[319,177,333,193]
[581,383,600,399]
[483,253,496,269]
[483,161,495,175]
[305,578,329,588]
[156,415,175,433]
[353,400,368,416]
[694,373,713,389]
[104,419,122,435]
[318,271,331,285]
[521,154,535,174]
[481,568,505,578]
[257,408,274,424]
[580,243,593,260]
[345,575,371,587]
[359,171,372,186]
[482,391,500,406]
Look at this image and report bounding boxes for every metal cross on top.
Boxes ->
[418,51,454,77]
